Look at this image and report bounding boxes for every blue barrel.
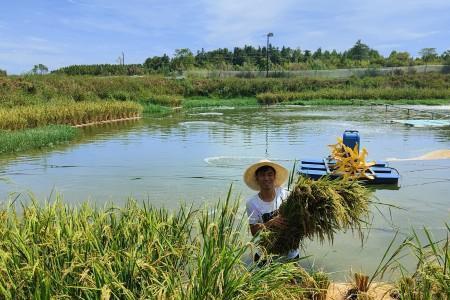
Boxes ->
[343,130,360,153]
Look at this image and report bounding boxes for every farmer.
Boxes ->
[244,159,299,261]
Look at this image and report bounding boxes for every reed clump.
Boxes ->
[0,101,143,130]
[259,177,371,255]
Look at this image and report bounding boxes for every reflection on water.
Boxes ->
[1,105,449,279]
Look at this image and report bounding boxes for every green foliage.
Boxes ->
[0,69,6,77]
[46,43,450,76]
[0,125,77,153]
[0,193,311,299]
[145,94,183,107]
[345,40,373,61]
[144,54,170,73]
[53,64,146,76]
[171,48,195,72]
[141,103,172,115]
[419,48,438,63]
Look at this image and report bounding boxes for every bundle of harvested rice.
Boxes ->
[259,176,371,255]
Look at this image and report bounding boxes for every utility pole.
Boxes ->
[122,52,125,65]
[266,32,273,77]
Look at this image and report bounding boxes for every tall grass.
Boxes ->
[144,94,183,107]
[0,125,77,153]
[141,103,173,115]
[0,75,183,107]
[0,191,313,299]
[256,88,450,104]
[0,101,143,130]
[2,74,450,108]
[182,97,258,108]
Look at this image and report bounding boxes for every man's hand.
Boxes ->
[266,215,288,231]
[249,215,288,236]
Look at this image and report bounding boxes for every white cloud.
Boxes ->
[201,0,298,46]
[0,37,63,55]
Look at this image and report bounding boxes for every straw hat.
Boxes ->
[243,159,289,191]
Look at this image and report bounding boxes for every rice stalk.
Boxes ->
[259,176,371,255]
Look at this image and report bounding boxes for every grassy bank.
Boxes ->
[0,101,142,130]
[256,89,450,104]
[0,125,77,153]
[1,74,450,108]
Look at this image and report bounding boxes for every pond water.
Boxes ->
[1,105,449,279]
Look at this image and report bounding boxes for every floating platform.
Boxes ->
[392,119,450,127]
[298,158,400,185]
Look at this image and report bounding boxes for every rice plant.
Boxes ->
[387,226,450,300]
[0,101,143,130]
[0,125,77,153]
[0,189,314,299]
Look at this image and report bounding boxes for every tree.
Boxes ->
[0,68,6,76]
[171,48,195,72]
[347,40,370,61]
[440,50,450,65]
[419,48,438,72]
[144,54,170,72]
[387,51,411,67]
[32,64,49,75]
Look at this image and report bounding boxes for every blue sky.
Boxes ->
[1,0,449,74]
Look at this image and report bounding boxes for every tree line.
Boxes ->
[33,41,450,76]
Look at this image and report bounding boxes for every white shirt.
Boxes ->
[245,187,299,259]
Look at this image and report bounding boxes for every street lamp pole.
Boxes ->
[266,32,273,77]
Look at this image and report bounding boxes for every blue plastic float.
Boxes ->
[298,130,400,185]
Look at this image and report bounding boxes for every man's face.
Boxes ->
[255,169,276,190]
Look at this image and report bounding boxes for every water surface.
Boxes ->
[1,105,449,279]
